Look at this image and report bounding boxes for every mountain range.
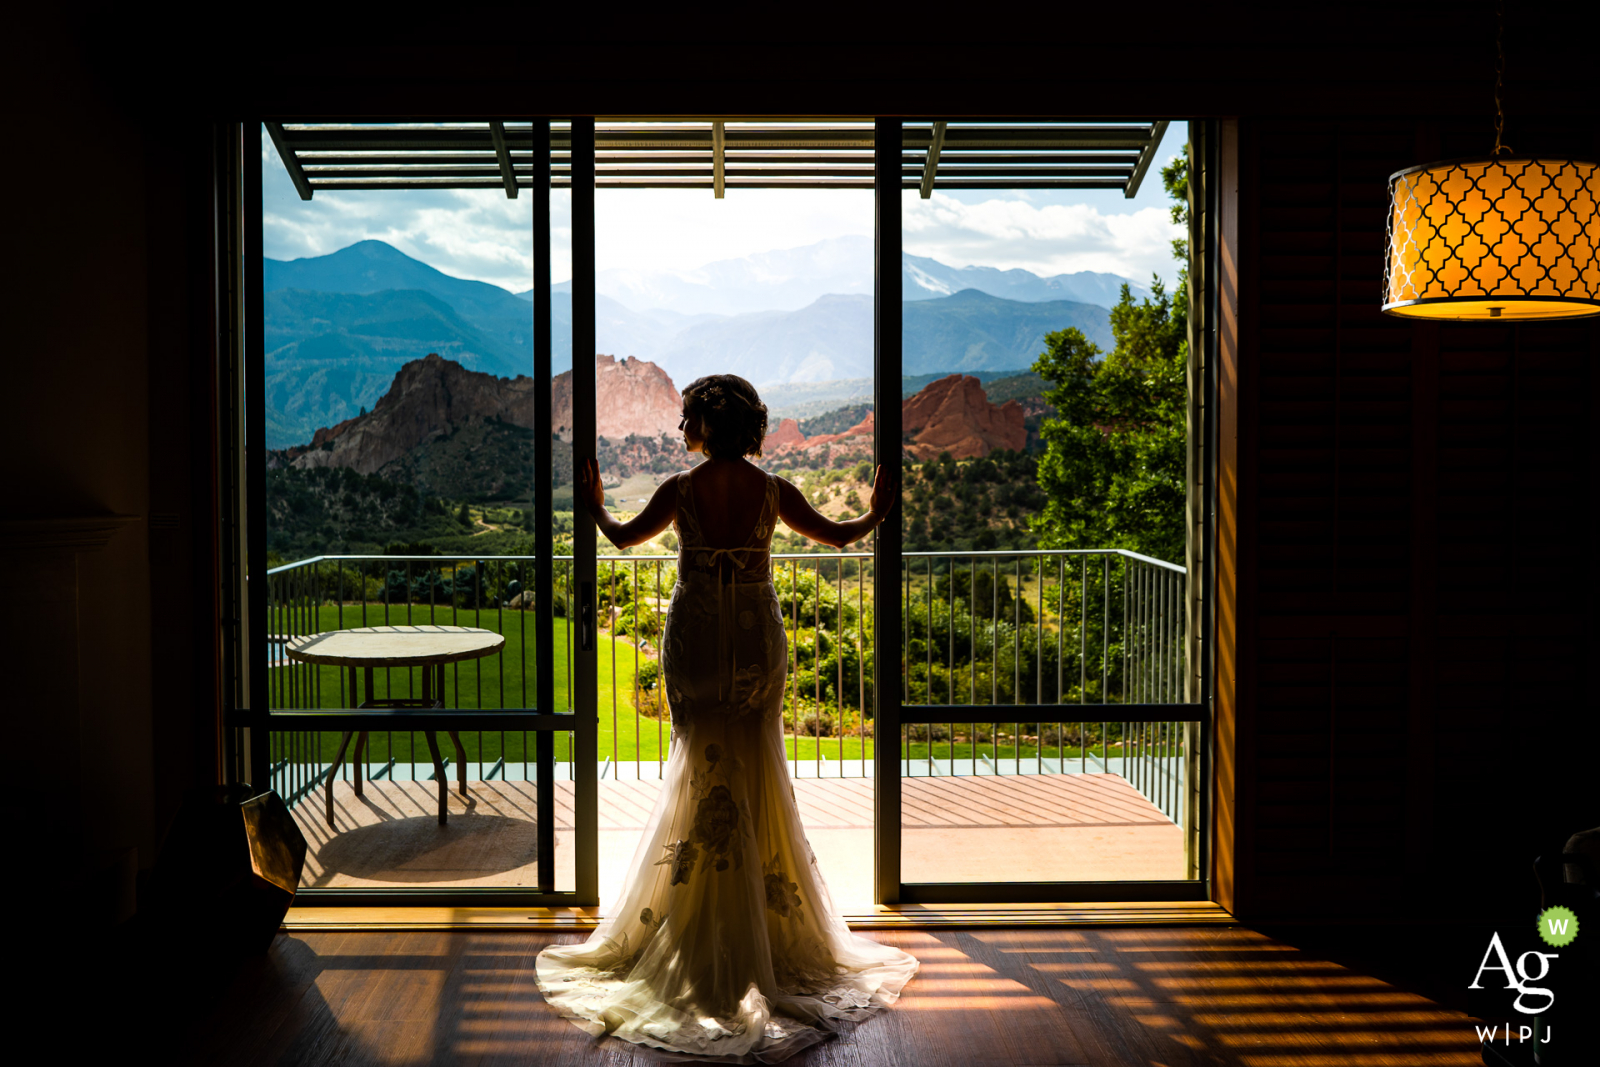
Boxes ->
[527,235,1145,316]
[262,240,1125,448]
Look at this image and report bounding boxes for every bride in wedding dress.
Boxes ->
[536,374,918,1062]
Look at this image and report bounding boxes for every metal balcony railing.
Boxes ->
[898,549,1191,825]
[265,548,1190,824]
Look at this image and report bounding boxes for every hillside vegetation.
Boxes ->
[797,403,873,437]
[267,466,467,557]
[902,450,1047,552]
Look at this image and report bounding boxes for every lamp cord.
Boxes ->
[1493,0,1514,155]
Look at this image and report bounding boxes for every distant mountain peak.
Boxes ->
[264,239,516,302]
[902,252,1145,307]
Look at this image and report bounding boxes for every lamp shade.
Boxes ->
[1382,157,1600,321]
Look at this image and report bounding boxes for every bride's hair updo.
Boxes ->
[682,374,769,459]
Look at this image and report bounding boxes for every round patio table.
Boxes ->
[285,625,505,827]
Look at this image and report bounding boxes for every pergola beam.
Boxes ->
[902,152,1141,165]
[1124,119,1170,198]
[712,120,725,198]
[489,120,518,198]
[269,121,1172,196]
[907,165,1134,178]
[919,121,946,199]
[265,121,314,200]
[905,125,1152,149]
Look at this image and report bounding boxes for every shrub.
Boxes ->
[637,660,662,691]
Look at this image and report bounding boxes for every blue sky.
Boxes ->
[262,122,1188,297]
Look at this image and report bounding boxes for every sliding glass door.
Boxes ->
[877,119,1210,905]
[244,120,597,906]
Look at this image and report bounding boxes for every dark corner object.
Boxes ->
[156,785,308,953]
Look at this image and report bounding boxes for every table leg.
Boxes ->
[423,730,448,825]
[326,730,354,827]
[352,731,367,798]
[448,731,468,798]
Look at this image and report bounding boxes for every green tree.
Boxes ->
[1030,155,1189,563]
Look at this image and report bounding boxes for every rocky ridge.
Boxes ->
[274,352,685,473]
[901,374,1026,460]
[271,356,1028,503]
[762,418,806,453]
[553,354,683,442]
[283,354,538,475]
[760,374,1024,463]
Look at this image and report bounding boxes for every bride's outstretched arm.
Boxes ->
[776,464,898,549]
[578,458,678,549]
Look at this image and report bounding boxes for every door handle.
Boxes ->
[579,580,595,652]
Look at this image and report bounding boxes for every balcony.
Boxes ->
[266,549,1195,906]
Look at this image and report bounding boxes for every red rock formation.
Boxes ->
[762,417,806,453]
[553,354,683,443]
[901,374,1025,460]
[282,357,1024,480]
[292,353,538,475]
[286,352,684,477]
[802,409,875,451]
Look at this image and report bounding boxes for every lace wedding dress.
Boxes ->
[536,468,919,1062]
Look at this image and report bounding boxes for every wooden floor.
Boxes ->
[298,772,1185,908]
[143,924,1483,1066]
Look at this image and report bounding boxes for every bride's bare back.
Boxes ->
[683,459,771,548]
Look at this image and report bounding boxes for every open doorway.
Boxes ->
[581,124,880,906]
[243,117,1208,912]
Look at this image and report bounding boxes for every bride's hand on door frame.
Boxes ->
[868,464,899,519]
[578,457,606,519]
[580,461,679,549]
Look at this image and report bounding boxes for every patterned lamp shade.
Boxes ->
[1383,157,1600,321]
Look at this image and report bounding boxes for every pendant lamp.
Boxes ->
[1382,8,1599,322]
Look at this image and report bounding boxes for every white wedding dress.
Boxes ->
[536,468,919,1062]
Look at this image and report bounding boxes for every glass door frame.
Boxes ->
[226,114,1213,910]
[871,118,1215,906]
[229,119,599,907]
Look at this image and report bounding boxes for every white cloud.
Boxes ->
[902,192,1184,288]
[594,188,872,276]
[262,133,545,291]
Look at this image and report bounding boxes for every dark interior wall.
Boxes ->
[141,120,225,869]
[5,15,219,892]
[1233,117,1598,920]
[6,20,155,884]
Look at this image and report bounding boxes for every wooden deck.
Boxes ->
[296,772,1186,909]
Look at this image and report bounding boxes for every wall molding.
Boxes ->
[0,515,139,553]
